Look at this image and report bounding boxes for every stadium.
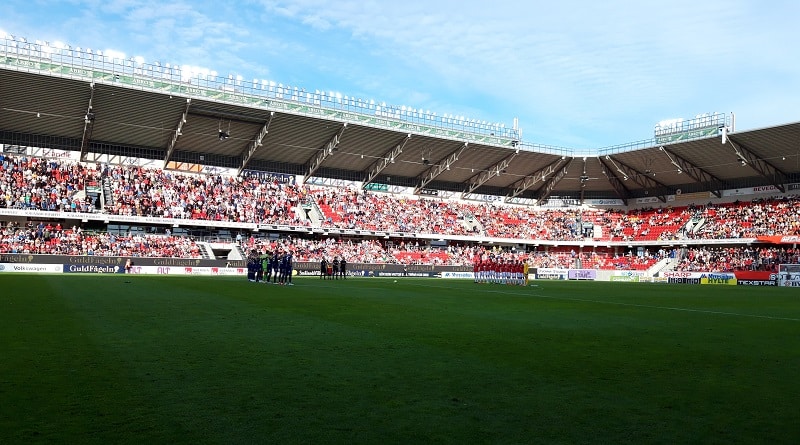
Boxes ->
[2,32,800,443]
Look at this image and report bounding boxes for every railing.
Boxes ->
[0,34,733,157]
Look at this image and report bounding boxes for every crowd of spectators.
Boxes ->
[686,197,800,239]
[674,245,800,272]
[308,187,478,235]
[0,154,100,212]
[104,164,310,226]
[0,220,204,257]
[2,154,800,270]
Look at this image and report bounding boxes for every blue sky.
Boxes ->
[2,0,799,149]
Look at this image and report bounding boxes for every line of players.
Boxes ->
[320,256,347,279]
[246,249,295,285]
[473,258,529,286]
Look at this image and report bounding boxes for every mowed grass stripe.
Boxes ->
[1,275,799,444]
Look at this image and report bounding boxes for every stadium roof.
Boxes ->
[2,52,800,205]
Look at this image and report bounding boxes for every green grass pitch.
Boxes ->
[1,274,799,444]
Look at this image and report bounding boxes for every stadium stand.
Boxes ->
[1,153,800,270]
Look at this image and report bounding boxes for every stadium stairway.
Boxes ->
[651,257,678,276]
[102,177,114,208]
[303,198,324,226]
[198,242,215,259]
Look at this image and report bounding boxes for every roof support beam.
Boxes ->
[238,111,275,175]
[603,155,671,202]
[726,135,789,193]
[659,146,723,198]
[78,82,96,162]
[164,98,192,165]
[362,134,411,188]
[534,158,574,205]
[505,157,568,201]
[461,152,517,197]
[303,123,347,183]
[414,142,469,194]
[597,157,631,204]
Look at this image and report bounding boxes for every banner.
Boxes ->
[668,277,701,285]
[721,185,784,198]
[700,273,737,285]
[568,269,596,280]
[662,271,705,279]
[756,236,800,244]
[535,268,568,280]
[0,263,63,273]
[63,264,123,273]
[241,170,297,185]
[586,199,625,206]
[441,271,475,279]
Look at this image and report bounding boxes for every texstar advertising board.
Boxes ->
[733,271,777,286]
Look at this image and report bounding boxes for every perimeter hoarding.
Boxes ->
[568,269,597,280]
[0,263,63,273]
[701,273,738,286]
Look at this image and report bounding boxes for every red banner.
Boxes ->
[733,271,775,280]
[757,236,800,244]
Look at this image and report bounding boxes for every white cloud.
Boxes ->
[3,0,799,146]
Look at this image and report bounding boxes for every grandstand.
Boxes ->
[2,34,800,280]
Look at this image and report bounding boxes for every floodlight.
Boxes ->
[219,130,229,141]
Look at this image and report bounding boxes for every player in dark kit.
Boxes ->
[278,251,291,285]
[332,257,340,280]
[320,258,327,280]
[270,251,281,284]
[284,251,294,286]
[264,250,274,283]
[246,249,260,282]
[339,257,347,279]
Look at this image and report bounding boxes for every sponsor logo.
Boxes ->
[441,272,474,279]
[753,185,778,192]
[68,256,124,265]
[64,265,120,273]
[668,277,701,285]
[0,263,61,273]
[153,258,202,266]
[736,280,776,286]
[0,255,35,263]
[568,269,596,280]
[700,273,737,285]
[663,271,696,278]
